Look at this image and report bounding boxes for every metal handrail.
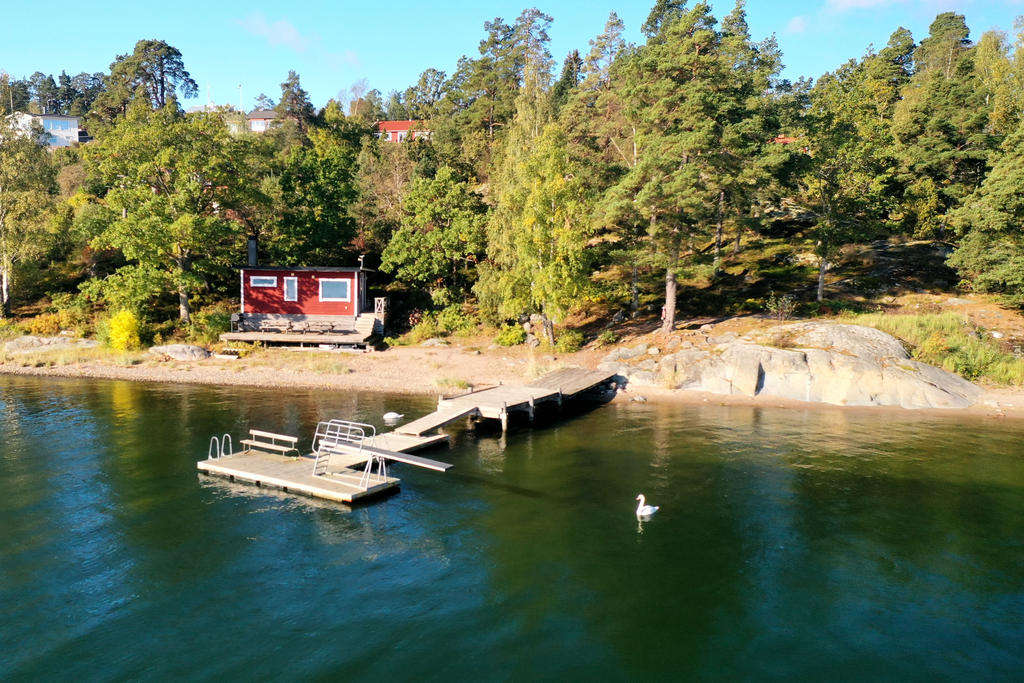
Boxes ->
[208,434,235,459]
[312,420,377,478]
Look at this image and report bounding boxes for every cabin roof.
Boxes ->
[241,265,364,272]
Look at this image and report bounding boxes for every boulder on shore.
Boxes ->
[4,335,99,355]
[148,344,211,361]
[602,322,981,410]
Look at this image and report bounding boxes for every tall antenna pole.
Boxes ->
[238,84,243,112]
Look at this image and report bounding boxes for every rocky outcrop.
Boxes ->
[148,344,211,361]
[4,335,99,354]
[600,322,981,410]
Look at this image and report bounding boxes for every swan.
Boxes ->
[635,494,659,520]
[382,411,404,421]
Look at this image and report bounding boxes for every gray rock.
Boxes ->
[629,370,657,387]
[991,331,1005,339]
[675,322,980,410]
[525,334,541,348]
[149,344,211,360]
[946,297,973,305]
[637,359,658,371]
[666,337,681,350]
[611,310,627,323]
[5,335,99,355]
[618,344,648,360]
[647,347,661,356]
[707,334,737,345]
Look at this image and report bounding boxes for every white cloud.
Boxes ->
[786,16,809,33]
[826,0,906,11]
[237,14,358,73]
[238,14,310,53]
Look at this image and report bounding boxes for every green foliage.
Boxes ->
[554,329,584,352]
[407,314,442,343]
[0,114,57,317]
[188,304,232,345]
[436,305,476,335]
[596,330,618,347]
[766,292,797,321]
[494,324,527,346]
[948,120,1024,305]
[477,123,592,326]
[380,166,487,303]
[83,102,246,322]
[107,309,144,351]
[800,298,873,317]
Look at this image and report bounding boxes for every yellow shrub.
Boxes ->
[22,313,62,336]
[108,310,142,351]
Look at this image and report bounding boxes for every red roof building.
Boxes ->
[377,120,430,142]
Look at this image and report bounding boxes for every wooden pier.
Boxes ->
[196,368,617,505]
[396,367,617,435]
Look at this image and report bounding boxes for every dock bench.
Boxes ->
[240,429,300,457]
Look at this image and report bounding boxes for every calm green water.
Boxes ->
[1,375,1022,681]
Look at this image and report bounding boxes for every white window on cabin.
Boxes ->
[397,131,407,142]
[250,276,277,287]
[319,278,350,302]
[283,277,298,302]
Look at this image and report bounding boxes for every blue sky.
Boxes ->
[2,1,1022,111]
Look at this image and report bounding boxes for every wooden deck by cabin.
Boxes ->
[219,311,381,347]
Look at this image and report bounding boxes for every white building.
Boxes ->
[9,112,83,147]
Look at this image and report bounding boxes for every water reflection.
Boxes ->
[1,376,1021,680]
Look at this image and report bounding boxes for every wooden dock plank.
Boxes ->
[197,451,397,502]
[394,406,479,436]
[391,368,618,436]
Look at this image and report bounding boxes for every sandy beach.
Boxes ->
[3,341,1023,421]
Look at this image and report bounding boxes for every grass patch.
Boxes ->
[855,312,1024,385]
[435,377,470,390]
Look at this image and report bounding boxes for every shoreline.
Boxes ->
[3,345,1023,421]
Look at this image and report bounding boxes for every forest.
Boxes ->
[2,1,1024,352]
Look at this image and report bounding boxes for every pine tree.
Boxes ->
[948,120,1024,305]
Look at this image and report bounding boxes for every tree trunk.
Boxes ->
[177,256,192,324]
[662,267,677,335]
[714,189,724,271]
[817,256,828,302]
[0,261,10,319]
[541,314,555,346]
[630,264,639,316]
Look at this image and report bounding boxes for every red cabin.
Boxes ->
[241,266,366,316]
[223,266,384,346]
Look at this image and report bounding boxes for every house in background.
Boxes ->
[221,265,387,347]
[9,112,85,147]
[377,120,430,142]
[247,109,278,132]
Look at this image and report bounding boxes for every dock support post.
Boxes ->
[500,403,508,432]
[528,397,535,423]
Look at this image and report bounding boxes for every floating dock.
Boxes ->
[196,368,617,505]
[197,422,450,504]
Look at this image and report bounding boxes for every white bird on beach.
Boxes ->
[635,494,659,520]
[382,411,404,421]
